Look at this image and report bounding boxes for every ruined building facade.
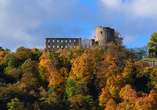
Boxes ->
[89,26,115,50]
[45,38,82,51]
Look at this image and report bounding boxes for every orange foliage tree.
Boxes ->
[48,67,69,95]
[105,98,117,110]
[0,51,5,66]
[135,96,155,110]
[99,88,112,109]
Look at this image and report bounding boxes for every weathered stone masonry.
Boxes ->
[89,26,115,50]
[45,38,82,51]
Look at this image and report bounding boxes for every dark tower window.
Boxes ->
[100,31,102,34]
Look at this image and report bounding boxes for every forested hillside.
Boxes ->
[0,41,157,110]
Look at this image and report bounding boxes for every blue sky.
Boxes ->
[0,0,157,52]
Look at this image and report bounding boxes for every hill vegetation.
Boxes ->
[0,34,157,110]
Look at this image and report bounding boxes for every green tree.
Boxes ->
[64,78,76,99]
[4,48,11,54]
[3,53,18,72]
[147,32,157,58]
[49,50,58,60]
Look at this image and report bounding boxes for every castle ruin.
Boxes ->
[45,26,115,51]
[89,26,115,50]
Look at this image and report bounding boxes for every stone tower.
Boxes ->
[89,26,115,50]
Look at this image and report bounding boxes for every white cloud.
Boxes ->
[100,0,157,19]
[0,0,79,51]
[123,35,138,45]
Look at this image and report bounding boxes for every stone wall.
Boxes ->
[45,38,82,51]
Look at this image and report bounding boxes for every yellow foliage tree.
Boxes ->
[122,59,134,84]
[119,84,132,100]
[69,53,94,85]
[106,75,125,100]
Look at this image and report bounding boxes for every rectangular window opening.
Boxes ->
[48,39,50,43]
[69,40,71,43]
[48,45,50,49]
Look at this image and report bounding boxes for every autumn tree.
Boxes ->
[0,51,5,72]
[31,47,42,62]
[70,53,93,85]
[48,67,69,95]
[117,89,137,109]
[95,61,110,91]
[149,89,157,105]
[69,95,95,110]
[105,98,117,110]
[38,53,51,87]
[99,88,112,109]
[86,48,103,74]
[119,84,132,100]
[20,58,38,77]
[20,73,40,90]
[0,51,5,65]
[16,47,32,65]
[6,68,22,81]
[133,61,151,92]
[39,86,59,110]
[105,75,125,101]
[135,97,155,110]
[0,84,37,109]
[95,42,125,92]
[122,59,134,84]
